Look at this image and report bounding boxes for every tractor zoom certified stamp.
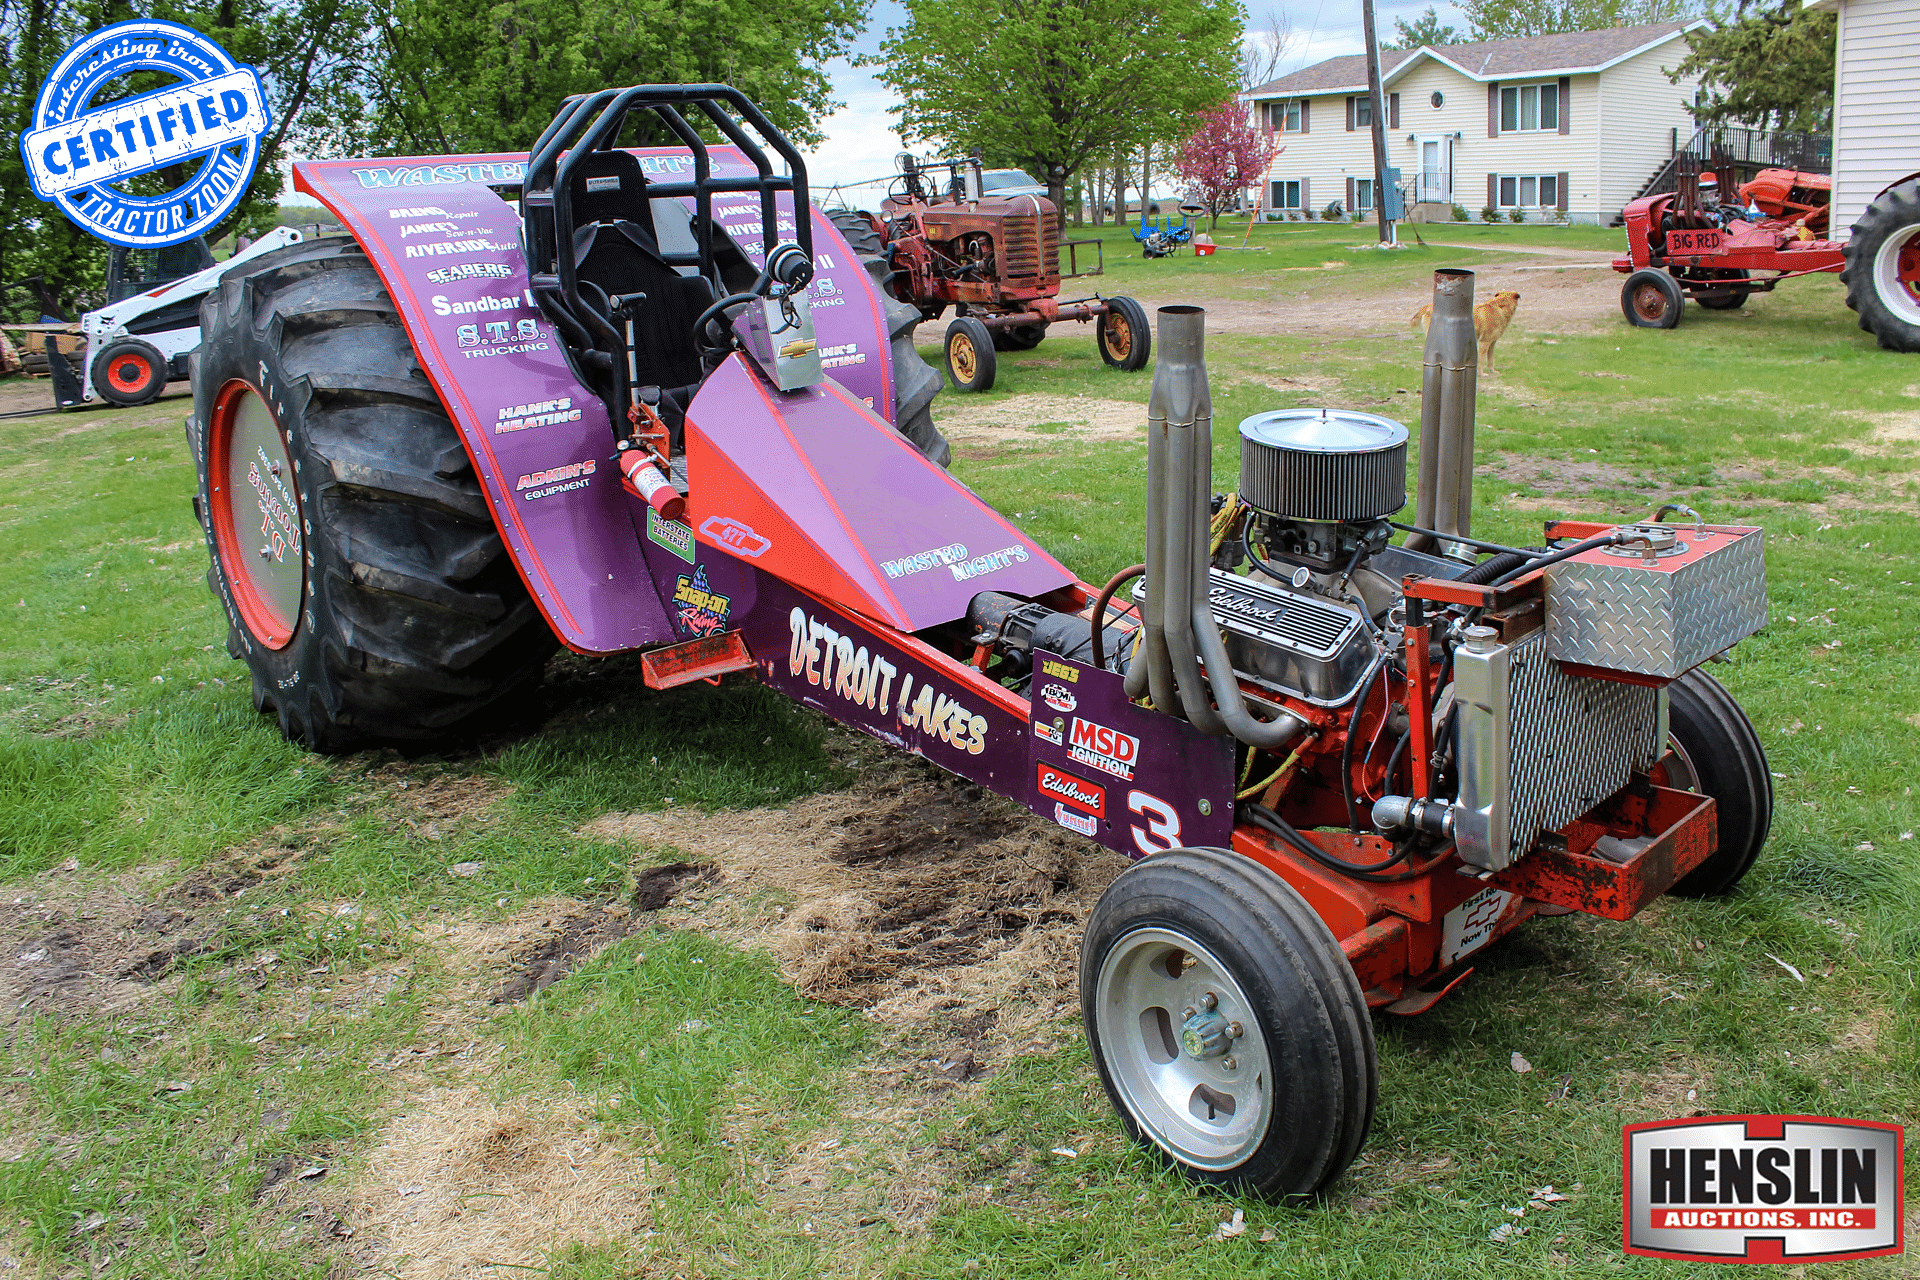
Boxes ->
[1623,1116,1903,1261]
[19,20,270,248]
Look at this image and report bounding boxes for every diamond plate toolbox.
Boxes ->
[1544,525,1766,679]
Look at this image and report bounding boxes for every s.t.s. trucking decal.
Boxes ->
[1069,716,1139,780]
[1623,1116,1903,1261]
[516,459,594,500]
[1039,683,1076,713]
[457,317,546,358]
[494,396,580,434]
[786,607,986,754]
[672,565,730,637]
[646,508,695,563]
[700,516,772,559]
[1037,763,1104,819]
[1038,657,1078,683]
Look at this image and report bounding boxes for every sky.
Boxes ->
[800,0,1475,196]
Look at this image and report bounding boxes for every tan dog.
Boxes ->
[1411,290,1522,371]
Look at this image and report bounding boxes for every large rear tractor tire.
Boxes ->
[826,209,951,466]
[1081,847,1376,1201]
[1663,669,1772,897]
[190,236,558,752]
[1841,179,1920,352]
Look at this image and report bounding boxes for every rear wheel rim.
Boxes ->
[108,352,153,393]
[1095,926,1272,1170]
[1104,311,1135,360]
[208,380,305,649]
[1873,225,1920,325]
[1632,283,1669,323]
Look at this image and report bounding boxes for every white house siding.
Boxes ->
[1829,0,1920,235]
[1594,45,1700,219]
[1254,63,1609,221]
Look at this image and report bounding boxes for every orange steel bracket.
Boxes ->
[1491,785,1716,920]
[641,631,757,691]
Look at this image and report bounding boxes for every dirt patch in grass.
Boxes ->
[488,865,711,1004]
[2,857,187,1021]
[934,394,1146,446]
[301,1084,651,1279]
[1842,410,1920,459]
[587,770,1129,1030]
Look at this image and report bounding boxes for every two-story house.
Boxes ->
[1244,22,1706,224]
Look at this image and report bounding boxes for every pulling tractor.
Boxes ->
[193,85,1772,1198]
[834,152,1152,392]
[1615,154,1920,351]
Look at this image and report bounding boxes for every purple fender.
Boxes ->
[291,148,907,654]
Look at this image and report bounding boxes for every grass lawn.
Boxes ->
[0,236,1914,1278]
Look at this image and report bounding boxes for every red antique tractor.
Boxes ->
[834,154,1151,392]
[1614,156,1920,351]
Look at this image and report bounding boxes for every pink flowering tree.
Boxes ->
[1175,99,1281,229]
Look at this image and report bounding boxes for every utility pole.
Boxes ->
[1361,0,1393,244]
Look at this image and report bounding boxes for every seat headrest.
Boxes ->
[566,149,649,228]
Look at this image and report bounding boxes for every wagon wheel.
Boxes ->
[1621,269,1684,329]
[944,315,997,391]
[1097,296,1151,371]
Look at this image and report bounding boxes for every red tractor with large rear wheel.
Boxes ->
[834,154,1151,392]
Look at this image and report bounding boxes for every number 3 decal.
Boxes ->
[1127,790,1182,855]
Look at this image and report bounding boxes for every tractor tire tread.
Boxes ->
[1666,668,1771,897]
[1840,180,1920,352]
[828,209,951,466]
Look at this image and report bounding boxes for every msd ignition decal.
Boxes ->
[1069,717,1139,780]
[1624,1117,1903,1261]
[18,21,271,248]
[672,565,731,637]
[1027,651,1233,856]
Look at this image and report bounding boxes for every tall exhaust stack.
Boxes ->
[1405,268,1478,558]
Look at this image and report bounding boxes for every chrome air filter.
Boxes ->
[1237,409,1409,521]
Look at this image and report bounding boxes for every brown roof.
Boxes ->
[1247,21,1696,97]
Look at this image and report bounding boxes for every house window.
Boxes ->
[1354,179,1375,210]
[1267,100,1302,132]
[1497,174,1559,207]
[1499,83,1559,133]
[1270,180,1301,209]
[1354,96,1372,128]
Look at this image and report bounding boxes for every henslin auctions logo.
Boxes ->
[1623,1115,1903,1262]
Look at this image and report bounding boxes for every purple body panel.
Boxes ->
[1027,651,1234,858]
[684,356,1074,631]
[291,148,901,655]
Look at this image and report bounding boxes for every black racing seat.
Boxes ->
[565,150,714,393]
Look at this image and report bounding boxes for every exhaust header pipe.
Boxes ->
[1125,306,1304,751]
[1406,268,1477,559]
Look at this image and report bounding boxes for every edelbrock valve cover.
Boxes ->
[1134,569,1376,707]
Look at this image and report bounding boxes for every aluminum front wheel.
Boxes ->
[1093,926,1273,1170]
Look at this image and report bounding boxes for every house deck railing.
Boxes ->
[1631,124,1832,205]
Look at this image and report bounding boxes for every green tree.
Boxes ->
[1460,0,1698,41]
[1670,0,1834,132]
[870,0,1245,211]
[349,0,866,156]
[1387,6,1461,49]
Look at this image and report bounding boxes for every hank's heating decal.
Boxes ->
[1623,1116,1903,1261]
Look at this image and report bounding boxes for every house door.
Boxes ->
[1416,138,1452,204]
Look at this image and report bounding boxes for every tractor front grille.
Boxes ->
[1504,629,1663,857]
[1002,205,1059,279]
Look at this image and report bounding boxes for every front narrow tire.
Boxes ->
[1081,847,1376,1200]
[1663,669,1771,897]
